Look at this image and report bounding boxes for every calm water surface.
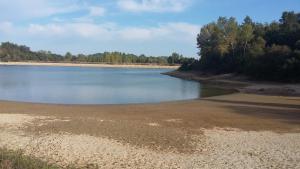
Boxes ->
[0,66,229,104]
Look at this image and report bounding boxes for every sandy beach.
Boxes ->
[0,93,300,168]
[0,62,179,69]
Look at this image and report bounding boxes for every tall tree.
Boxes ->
[225,17,238,57]
[65,52,72,61]
[239,21,254,57]
[190,11,300,81]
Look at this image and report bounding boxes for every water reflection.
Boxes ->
[0,66,229,104]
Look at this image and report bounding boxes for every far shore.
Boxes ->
[164,70,300,96]
[0,61,180,69]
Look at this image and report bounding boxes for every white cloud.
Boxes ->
[1,21,200,56]
[165,22,200,37]
[0,0,199,56]
[121,28,151,40]
[24,21,199,42]
[0,0,80,21]
[0,0,107,23]
[71,23,112,38]
[52,17,65,23]
[0,22,13,33]
[118,22,199,41]
[89,6,106,17]
[28,24,66,35]
[117,0,191,12]
[73,6,106,23]
[25,22,119,40]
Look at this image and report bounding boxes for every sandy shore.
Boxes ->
[0,62,179,69]
[165,70,300,96]
[0,93,300,168]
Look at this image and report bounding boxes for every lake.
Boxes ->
[0,65,230,104]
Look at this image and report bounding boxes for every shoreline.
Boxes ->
[0,61,179,69]
[0,67,300,168]
[0,93,299,168]
[164,70,300,96]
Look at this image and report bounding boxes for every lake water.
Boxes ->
[0,66,230,104]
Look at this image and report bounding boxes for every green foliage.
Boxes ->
[239,23,254,56]
[0,148,101,169]
[0,42,191,65]
[65,52,72,61]
[295,40,300,50]
[167,53,185,65]
[188,11,300,82]
[0,148,60,169]
[178,58,198,71]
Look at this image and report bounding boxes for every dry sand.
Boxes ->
[0,62,179,69]
[0,93,300,168]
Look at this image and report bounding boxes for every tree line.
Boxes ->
[181,11,300,82]
[0,42,194,65]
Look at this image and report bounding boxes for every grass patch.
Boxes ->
[0,148,59,169]
[0,148,100,169]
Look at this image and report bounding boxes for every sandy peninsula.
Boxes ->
[0,92,300,168]
[0,62,179,69]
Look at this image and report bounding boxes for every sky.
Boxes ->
[0,0,299,57]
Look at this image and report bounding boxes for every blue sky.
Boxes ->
[0,0,299,57]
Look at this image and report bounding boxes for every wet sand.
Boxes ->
[0,93,300,168]
[0,62,179,69]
